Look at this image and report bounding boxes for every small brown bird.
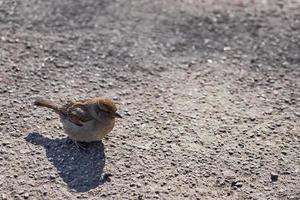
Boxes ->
[34,97,122,143]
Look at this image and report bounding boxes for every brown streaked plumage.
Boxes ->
[34,97,122,142]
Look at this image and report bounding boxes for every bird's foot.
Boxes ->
[66,138,88,152]
[74,141,88,151]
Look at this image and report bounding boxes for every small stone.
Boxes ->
[231,181,243,188]
[271,173,278,182]
[281,151,287,155]
[125,164,130,168]
[24,193,29,199]
[224,46,231,51]
[183,192,189,197]
[1,194,7,200]
[46,116,51,120]
[100,173,112,182]
[129,183,135,187]
[249,117,256,121]
[20,149,30,154]
[125,111,131,116]
[235,182,243,188]
[2,141,10,146]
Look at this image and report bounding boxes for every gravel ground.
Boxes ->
[0,0,300,199]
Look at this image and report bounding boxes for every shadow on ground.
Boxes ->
[25,132,110,192]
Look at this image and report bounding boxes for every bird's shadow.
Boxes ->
[25,132,110,192]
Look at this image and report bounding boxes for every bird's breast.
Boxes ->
[60,117,115,142]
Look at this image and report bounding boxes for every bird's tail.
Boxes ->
[34,99,62,115]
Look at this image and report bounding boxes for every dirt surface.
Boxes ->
[0,0,300,199]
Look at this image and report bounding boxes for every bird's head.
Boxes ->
[93,98,122,120]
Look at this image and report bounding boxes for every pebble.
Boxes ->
[271,173,279,182]
[129,183,135,187]
[49,175,56,180]
[231,181,243,188]
[1,194,7,200]
[24,193,29,199]
[2,141,10,146]
[235,182,243,188]
[224,46,231,51]
[20,149,30,154]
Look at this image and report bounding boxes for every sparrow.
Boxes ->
[34,97,122,143]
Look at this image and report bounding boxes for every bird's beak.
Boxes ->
[114,112,122,118]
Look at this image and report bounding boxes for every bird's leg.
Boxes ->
[73,140,89,152]
[74,141,86,150]
[65,137,87,151]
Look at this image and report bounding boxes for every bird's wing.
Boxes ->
[70,108,94,122]
[61,101,94,126]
